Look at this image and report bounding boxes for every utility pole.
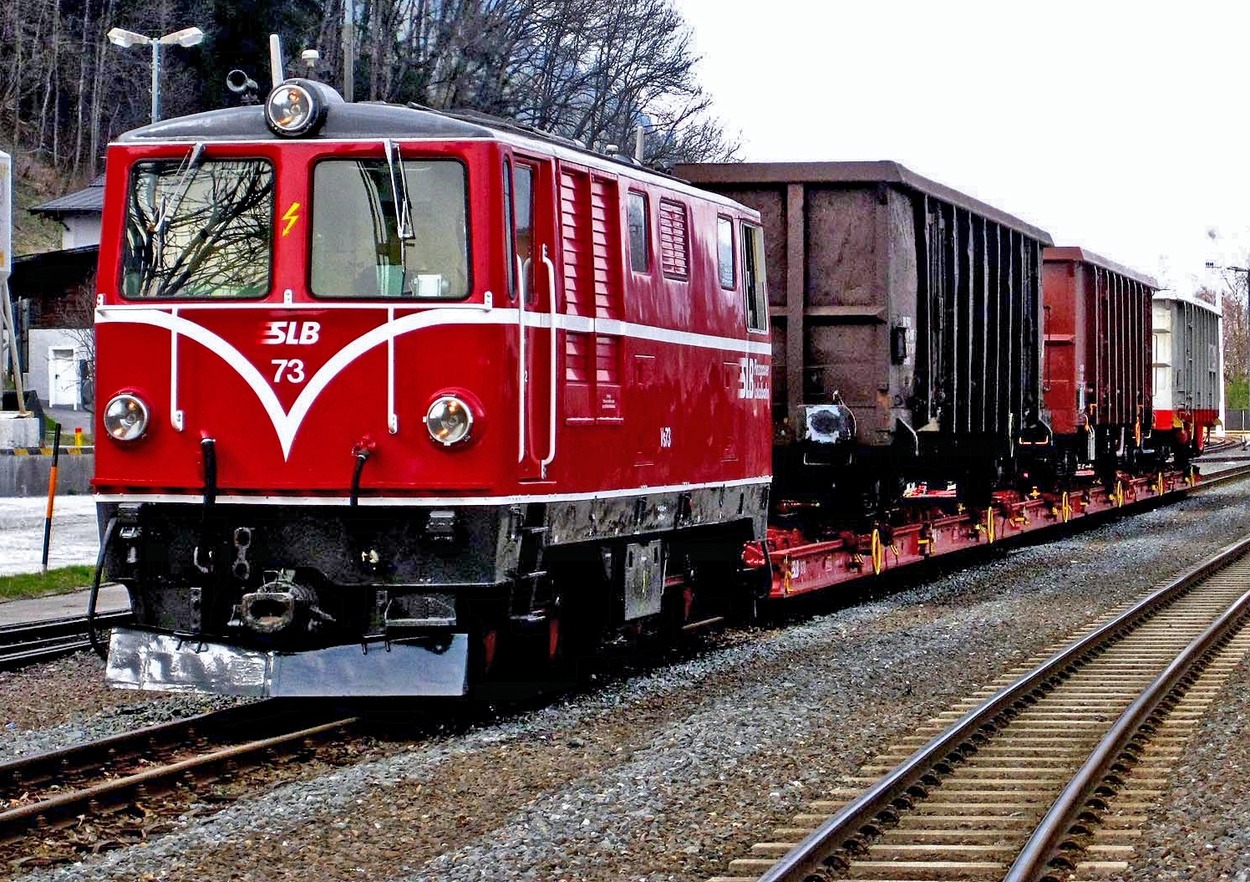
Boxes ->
[343,0,354,102]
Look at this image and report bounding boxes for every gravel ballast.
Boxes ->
[0,653,243,763]
[10,479,1250,882]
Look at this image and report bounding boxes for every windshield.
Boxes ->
[122,158,274,299]
[310,158,469,299]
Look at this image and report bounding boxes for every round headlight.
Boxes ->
[425,396,474,446]
[103,394,150,442]
[265,81,321,137]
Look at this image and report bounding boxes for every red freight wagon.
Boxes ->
[1040,247,1156,485]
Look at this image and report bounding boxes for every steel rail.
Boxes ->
[0,709,356,841]
[0,610,130,643]
[1193,462,1250,487]
[1004,580,1250,881]
[0,701,278,790]
[755,532,1250,882]
[0,610,131,670]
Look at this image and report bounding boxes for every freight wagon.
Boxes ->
[676,161,1052,517]
[1152,291,1222,458]
[1040,247,1156,485]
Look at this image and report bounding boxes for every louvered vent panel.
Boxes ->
[591,177,621,319]
[658,199,689,280]
[596,334,620,383]
[560,169,589,316]
[565,331,591,382]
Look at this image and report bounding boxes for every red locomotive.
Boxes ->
[95,75,772,696]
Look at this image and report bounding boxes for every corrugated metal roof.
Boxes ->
[30,174,105,216]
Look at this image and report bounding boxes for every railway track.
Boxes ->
[711,532,1250,882]
[0,611,131,670]
[0,700,357,859]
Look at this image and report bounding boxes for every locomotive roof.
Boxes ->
[117,103,496,142]
[1043,246,1159,289]
[675,160,1053,245]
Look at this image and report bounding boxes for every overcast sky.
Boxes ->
[674,0,1250,295]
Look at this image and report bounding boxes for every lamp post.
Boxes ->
[106,26,204,123]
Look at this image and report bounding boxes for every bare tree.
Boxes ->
[341,0,736,163]
[2,0,735,243]
[60,280,96,412]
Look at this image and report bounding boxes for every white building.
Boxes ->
[9,177,105,411]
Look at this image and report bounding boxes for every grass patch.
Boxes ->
[0,566,97,602]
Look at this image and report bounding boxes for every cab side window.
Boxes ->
[742,223,768,332]
[717,216,735,289]
[627,191,649,272]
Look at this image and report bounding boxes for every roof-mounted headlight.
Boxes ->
[264,79,337,138]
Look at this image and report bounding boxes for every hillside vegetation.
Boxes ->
[7,148,68,255]
[1,0,735,262]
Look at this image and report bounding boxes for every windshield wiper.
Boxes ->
[154,141,206,235]
[383,138,414,241]
[382,138,417,296]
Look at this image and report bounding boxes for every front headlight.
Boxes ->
[425,396,474,446]
[103,394,150,442]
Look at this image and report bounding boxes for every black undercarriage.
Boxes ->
[99,483,769,683]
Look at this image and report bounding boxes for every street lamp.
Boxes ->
[106,26,204,124]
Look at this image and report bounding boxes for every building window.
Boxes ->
[627,191,649,272]
[717,216,735,289]
[658,199,688,280]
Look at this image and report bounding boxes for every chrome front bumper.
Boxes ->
[105,627,469,697]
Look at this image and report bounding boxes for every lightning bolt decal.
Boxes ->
[281,202,301,237]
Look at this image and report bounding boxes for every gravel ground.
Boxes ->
[9,479,1250,882]
[1103,655,1250,881]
